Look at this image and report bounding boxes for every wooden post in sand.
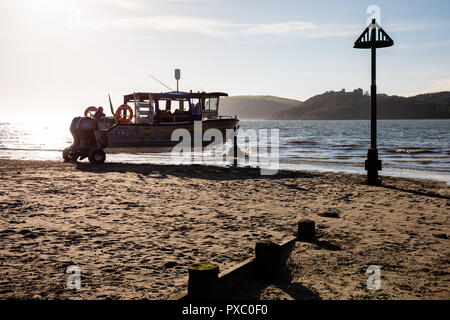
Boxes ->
[187,263,220,299]
[254,240,281,282]
[297,219,316,242]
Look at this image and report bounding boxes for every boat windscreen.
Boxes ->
[204,97,219,112]
[159,99,190,113]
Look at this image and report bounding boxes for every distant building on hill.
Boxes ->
[326,88,364,95]
[353,88,363,95]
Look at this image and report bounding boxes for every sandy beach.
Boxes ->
[0,159,448,300]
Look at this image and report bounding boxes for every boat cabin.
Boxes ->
[122,91,228,125]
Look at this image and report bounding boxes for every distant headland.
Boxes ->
[220,91,450,120]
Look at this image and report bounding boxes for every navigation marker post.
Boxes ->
[354,18,394,186]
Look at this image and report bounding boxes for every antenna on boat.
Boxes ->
[175,68,180,92]
[148,73,174,92]
[108,94,115,116]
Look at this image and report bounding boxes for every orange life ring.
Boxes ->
[84,106,97,118]
[115,104,133,123]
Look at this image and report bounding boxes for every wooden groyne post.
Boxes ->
[177,220,317,300]
[297,219,316,242]
[255,240,281,282]
[187,263,220,300]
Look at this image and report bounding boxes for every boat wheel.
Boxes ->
[88,149,106,164]
[63,147,78,162]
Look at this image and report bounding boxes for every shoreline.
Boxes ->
[1,155,449,185]
[0,159,448,299]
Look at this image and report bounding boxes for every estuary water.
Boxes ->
[0,119,449,184]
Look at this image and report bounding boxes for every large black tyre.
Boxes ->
[62,147,70,162]
[63,147,78,162]
[88,149,106,164]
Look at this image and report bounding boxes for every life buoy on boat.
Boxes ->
[115,104,133,123]
[84,106,97,118]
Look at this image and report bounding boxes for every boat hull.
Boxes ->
[101,118,239,151]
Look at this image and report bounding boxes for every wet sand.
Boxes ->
[0,159,448,300]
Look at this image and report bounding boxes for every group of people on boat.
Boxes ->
[85,91,223,126]
[88,104,192,125]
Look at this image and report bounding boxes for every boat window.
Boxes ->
[158,100,167,111]
[158,99,190,114]
[204,98,218,112]
[136,100,155,109]
[190,98,202,115]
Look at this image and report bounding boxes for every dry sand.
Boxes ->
[0,159,448,300]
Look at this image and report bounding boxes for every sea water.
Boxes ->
[0,119,448,184]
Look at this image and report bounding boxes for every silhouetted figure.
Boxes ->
[94,106,105,122]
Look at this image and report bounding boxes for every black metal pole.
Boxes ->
[365,26,381,186]
[371,45,377,149]
[355,18,392,186]
[233,125,238,167]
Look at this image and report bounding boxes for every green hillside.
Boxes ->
[220,95,302,120]
[271,90,450,120]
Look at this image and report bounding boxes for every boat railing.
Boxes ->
[218,115,237,119]
[159,115,191,123]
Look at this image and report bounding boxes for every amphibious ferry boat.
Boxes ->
[63,90,239,163]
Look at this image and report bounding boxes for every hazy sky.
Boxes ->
[1,0,449,121]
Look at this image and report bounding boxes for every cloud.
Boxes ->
[95,0,141,10]
[0,46,34,54]
[403,78,450,96]
[109,15,242,37]
[423,40,450,48]
[242,21,316,35]
[83,14,359,39]
[388,21,449,33]
[300,24,358,38]
[423,78,450,93]
[94,0,210,10]
[162,0,207,2]
[80,13,448,40]
[396,39,450,49]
